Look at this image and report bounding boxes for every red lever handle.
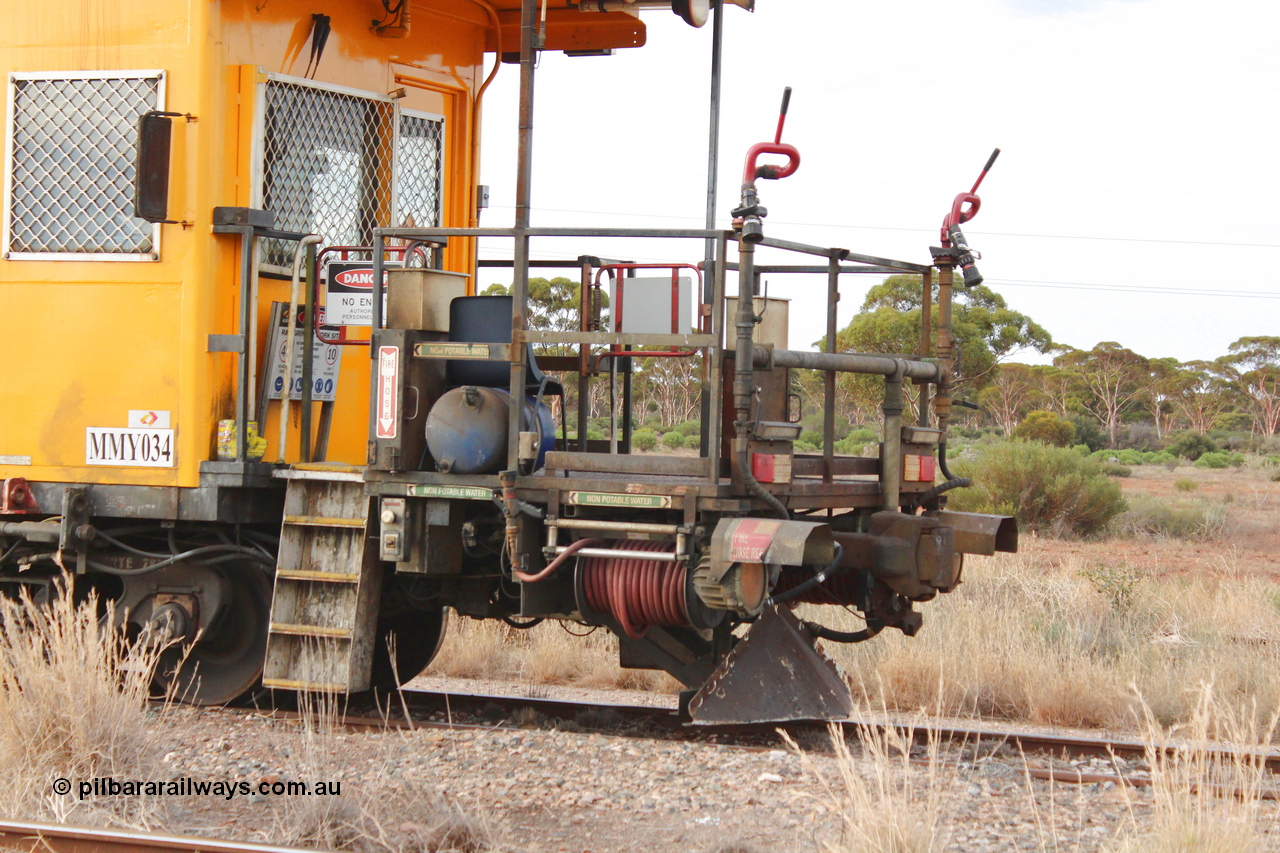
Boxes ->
[940,192,981,244]
[743,141,801,184]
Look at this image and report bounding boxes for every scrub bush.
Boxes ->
[946,441,1127,537]
[1012,410,1075,447]
[631,429,657,452]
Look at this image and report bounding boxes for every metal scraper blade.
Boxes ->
[686,604,853,725]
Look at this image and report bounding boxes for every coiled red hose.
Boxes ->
[581,539,688,640]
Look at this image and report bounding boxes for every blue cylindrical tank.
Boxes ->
[424,386,555,474]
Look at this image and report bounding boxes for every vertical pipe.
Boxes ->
[248,237,262,446]
[918,268,932,427]
[235,229,253,462]
[697,0,724,456]
[577,259,592,451]
[301,240,317,462]
[280,235,321,463]
[706,233,726,483]
[703,0,724,281]
[823,254,839,483]
[881,365,904,512]
[507,0,538,473]
[935,262,955,431]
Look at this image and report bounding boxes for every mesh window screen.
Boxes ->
[260,78,443,269]
[6,74,160,256]
[396,112,444,231]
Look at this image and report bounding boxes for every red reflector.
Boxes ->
[752,453,776,483]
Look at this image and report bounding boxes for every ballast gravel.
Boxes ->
[127,694,1280,853]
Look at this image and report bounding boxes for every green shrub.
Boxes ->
[1071,444,1091,456]
[845,426,879,445]
[675,420,702,437]
[799,429,824,447]
[1099,463,1132,478]
[631,429,657,452]
[793,440,819,454]
[1067,415,1107,452]
[946,441,1127,537]
[1174,478,1198,492]
[1193,450,1244,469]
[662,431,686,449]
[834,429,878,456]
[1264,454,1280,469]
[1012,410,1075,447]
[1167,431,1217,461]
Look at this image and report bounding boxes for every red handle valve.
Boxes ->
[743,142,801,185]
[940,192,981,245]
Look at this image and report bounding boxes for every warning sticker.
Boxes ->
[265,305,343,402]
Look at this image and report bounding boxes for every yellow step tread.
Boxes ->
[275,569,361,583]
[268,623,352,639]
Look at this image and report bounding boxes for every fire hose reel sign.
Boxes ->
[376,346,399,439]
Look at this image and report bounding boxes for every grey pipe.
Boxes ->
[734,238,789,520]
[754,346,939,381]
[881,363,905,511]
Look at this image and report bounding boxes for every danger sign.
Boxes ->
[325,261,393,326]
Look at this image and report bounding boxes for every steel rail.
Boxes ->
[378,689,1280,774]
[0,820,322,853]
[224,689,1280,801]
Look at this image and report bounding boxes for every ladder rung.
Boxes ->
[276,569,361,583]
[269,623,353,639]
[283,515,365,529]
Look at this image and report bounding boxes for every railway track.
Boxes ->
[0,820,316,853]
[263,685,1280,791]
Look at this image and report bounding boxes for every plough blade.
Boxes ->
[687,604,853,725]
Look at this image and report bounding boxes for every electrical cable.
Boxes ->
[764,542,845,607]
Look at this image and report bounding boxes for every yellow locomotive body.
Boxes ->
[0,0,638,491]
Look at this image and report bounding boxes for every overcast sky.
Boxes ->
[475,0,1278,365]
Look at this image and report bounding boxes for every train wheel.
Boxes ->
[368,606,448,692]
[152,563,272,706]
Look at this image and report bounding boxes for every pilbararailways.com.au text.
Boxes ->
[52,777,341,800]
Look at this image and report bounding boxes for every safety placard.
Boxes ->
[406,484,493,500]
[265,304,342,402]
[566,491,672,509]
[325,261,393,327]
[87,428,175,467]
[376,346,399,439]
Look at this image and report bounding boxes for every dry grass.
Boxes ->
[1111,683,1280,852]
[0,577,166,826]
[784,721,954,853]
[825,549,1280,734]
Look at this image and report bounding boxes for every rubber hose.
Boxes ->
[802,619,884,644]
[764,543,844,607]
[916,477,972,506]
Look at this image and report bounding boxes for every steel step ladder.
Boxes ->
[263,465,382,692]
